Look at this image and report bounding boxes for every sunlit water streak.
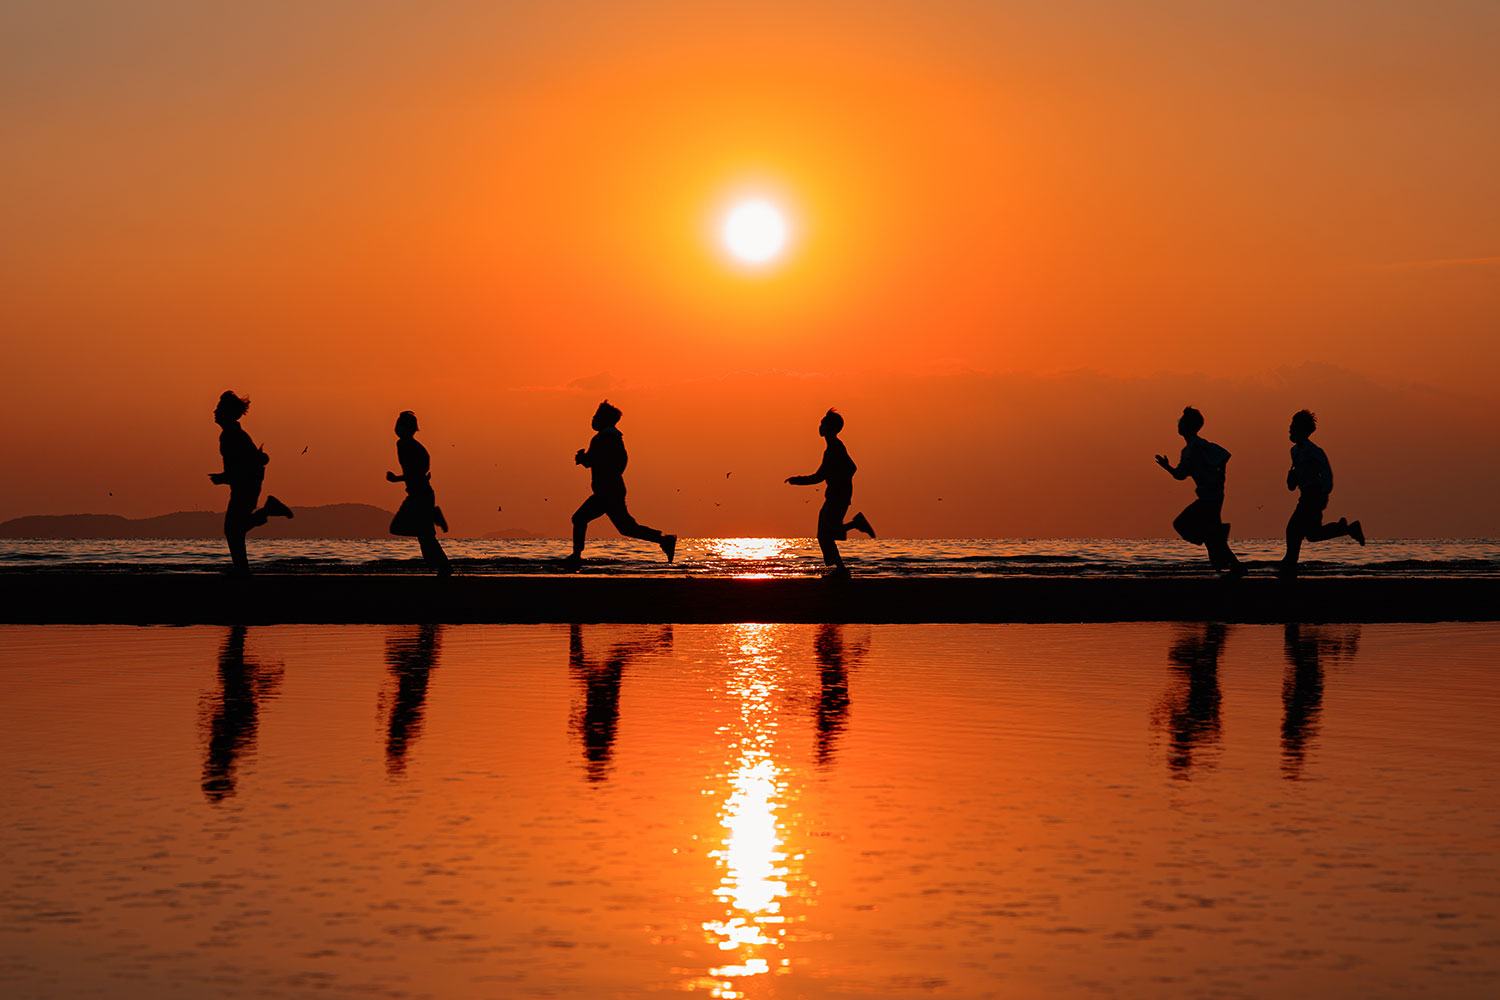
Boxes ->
[698,625,794,996]
[3,536,1498,577]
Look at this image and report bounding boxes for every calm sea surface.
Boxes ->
[1,623,1497,998]
[2,537,1497,577]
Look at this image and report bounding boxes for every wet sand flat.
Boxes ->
[2,572,1499,624]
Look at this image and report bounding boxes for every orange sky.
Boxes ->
[2,2,1497,536]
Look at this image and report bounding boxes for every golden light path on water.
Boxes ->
[700,538,798,579]
[694,624,799,997]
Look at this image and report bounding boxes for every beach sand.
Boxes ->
[3,573,1497,624]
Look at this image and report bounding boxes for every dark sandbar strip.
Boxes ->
[2,574,1497,624]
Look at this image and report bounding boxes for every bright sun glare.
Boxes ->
[722,200,788,266]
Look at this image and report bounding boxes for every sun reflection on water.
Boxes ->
[696,624,796,997]
[699,538,804,579]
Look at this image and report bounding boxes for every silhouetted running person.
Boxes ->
[564,401,676,571]
[386,410,451,576]
[201,625,283,803]
[209,391,292,575]
[1155,406,1243,578]
[1278,410,1364,579]
[786,409,875,579]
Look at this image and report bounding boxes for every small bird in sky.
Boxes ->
[497,506,503,512]
[301,445,308,455]
[725,472,731,478]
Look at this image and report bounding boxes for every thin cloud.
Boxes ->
[515,372,620,393]
[1379,255,1500,271]
[567,372,617,392]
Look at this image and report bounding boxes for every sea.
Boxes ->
[2,536,1497,577]
[2,622,1498,997]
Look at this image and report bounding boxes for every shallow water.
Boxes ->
[1,623,1498,998]
[3,536,1498,577]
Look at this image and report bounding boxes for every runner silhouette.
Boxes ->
[1278,410,1365,579]
[1154,406,1244,578]
[786,409,874,579]
[564,401,676,571]
[386,410,452,576]
[209,391,292,575]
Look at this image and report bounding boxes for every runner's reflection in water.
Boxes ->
[812,624,867,768]
[1281,624,1360,780]
[1153,623,1227,778]
[200,625,283,803]
[568,625,673,782]
[382,624,443,777]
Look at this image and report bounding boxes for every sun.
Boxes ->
[721,199,789,266]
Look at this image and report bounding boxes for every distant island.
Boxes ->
[0,505,546,540]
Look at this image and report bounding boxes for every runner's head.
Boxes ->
[593,400,623,430]
[1178,406,1204,438]
[215,391,249,425]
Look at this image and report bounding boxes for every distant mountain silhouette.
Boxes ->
[0,503,397,539]
[486,527,546,539]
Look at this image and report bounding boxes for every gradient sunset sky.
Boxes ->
[3,1,1497,537]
